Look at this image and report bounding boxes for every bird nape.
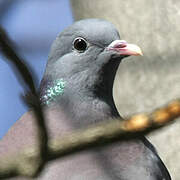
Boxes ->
[0,19,171,180]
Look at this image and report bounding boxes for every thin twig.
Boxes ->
[0,26,49,176]
[47,100,180,160]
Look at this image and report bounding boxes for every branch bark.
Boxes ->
[0,99,180,178]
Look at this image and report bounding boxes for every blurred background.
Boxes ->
[0,0,180,179]
[0,0,73,138]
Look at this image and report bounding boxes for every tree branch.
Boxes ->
[0,99,180,179]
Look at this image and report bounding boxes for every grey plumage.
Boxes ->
[0,19,171,180]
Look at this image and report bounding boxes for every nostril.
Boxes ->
[107,40,127,49]
[114,43,127,48]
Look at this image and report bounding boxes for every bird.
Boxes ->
[0,19,171,180]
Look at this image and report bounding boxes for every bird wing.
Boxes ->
[0,109,171,180]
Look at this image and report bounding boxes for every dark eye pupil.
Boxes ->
[74,38,87,52]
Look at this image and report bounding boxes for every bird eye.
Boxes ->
[73,37,87,52]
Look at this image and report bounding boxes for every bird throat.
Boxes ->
[40,58,121,121]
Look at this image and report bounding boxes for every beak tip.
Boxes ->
[138,50,143,56]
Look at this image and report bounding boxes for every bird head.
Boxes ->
[40,19,142,106]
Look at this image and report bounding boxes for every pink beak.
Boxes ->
[107,40,143,56]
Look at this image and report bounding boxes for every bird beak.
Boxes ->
[107,40,143,56]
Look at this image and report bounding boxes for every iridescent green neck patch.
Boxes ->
[41,79,65,105]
